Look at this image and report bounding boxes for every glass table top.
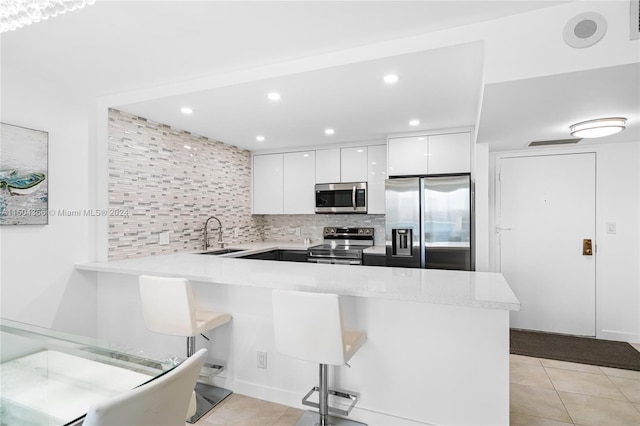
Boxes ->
[0,318,171,425]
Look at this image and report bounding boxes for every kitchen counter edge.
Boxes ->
[76,243,520,312]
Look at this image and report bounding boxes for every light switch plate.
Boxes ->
[606,222,616,234]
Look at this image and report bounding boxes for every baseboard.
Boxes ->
[598,329,640,344]
[211,376,432,425]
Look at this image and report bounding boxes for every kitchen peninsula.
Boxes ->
[77,245,519,425]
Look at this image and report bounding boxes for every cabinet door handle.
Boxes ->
[583,239,593,256]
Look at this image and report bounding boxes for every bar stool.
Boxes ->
[272,289,367,426]
[138,275,232,423]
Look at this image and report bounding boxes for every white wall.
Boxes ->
[489,141,640,342]
[0,66,97,335]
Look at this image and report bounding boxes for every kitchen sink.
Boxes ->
[198,248,246,255]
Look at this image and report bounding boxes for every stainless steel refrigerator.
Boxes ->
[385,174,473,270]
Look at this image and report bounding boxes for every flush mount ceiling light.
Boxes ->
[409,119,420,126]
[1,0,96,33]
[383,74,399,84]
[256,135,265,142]
[324,128,335,135]
[180,107,193,115]
[267,92,281,101]
[569,117,626,138]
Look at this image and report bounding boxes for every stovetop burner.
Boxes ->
[307,227,375,264]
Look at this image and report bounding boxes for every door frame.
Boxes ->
[491,146,601,336]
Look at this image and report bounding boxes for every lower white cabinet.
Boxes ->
[284,151,316,214]
[253,154,283,214]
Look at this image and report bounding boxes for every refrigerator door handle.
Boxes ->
[419,178,426,268]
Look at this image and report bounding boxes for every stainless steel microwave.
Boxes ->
[315,182,367,214]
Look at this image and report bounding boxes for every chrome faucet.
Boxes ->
[204,216,224,250]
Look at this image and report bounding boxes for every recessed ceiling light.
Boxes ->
[325,129,335,135]
[409,119,420,126]
[180,107,193,115]
[256,135,265,142]
[384,74,399,84]
[267,92,281,101]
[570,117,626,138]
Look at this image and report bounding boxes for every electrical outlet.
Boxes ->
[158,231,170,245]
[257,351,267,369]
[233,227,239,238]
[294,227,301,236]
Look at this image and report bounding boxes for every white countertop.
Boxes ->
[76,242,520,311]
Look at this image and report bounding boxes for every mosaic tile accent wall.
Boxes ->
[108,109,261,260]
[255,214,386,247]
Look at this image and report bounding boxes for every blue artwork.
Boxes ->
[0,123,48,225]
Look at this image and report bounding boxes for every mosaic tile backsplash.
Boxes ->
[255,214,386,247]
[108,109,386,259]
[108,109,260,260]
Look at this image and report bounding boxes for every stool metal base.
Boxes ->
[186,382,232,424]
[295,410,367,426]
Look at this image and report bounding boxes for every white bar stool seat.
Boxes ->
[139,275,232,423]
[272,289,367,426]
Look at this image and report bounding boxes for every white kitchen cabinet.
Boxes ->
[315,148,341,183]
[387,136,428,176]
[340,146,368,182]
[388,132,470,176]
[428,132,471,174]
[367,144,387,214]
[252,154,283,214]
[284,151,316,214]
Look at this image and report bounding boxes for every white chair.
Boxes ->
[138,275,232,423]
[83,348,207,426]
[272,289,367,426]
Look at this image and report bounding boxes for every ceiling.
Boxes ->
[2,1,638,152]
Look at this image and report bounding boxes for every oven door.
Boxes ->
[315,182,367,214]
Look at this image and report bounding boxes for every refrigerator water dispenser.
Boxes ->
[392,229,413,256]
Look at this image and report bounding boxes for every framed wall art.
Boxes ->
[0,123,49,225]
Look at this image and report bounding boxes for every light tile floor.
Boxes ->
[193,343,640,426]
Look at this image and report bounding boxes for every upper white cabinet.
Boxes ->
[340,146,368,182]
[253,153,283,214]
[284,151,316,214]
[253,142,387,216]
[367,145,387,214]
[315,148,341,183]
[428,132,470,174]
[388,132,470,176]
[387,136,429,176]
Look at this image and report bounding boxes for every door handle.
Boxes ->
[583,239,593,256]
[352,186,356,210]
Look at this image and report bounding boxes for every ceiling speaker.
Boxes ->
[563,12,607,48]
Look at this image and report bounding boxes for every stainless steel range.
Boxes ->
[307,227,374,265]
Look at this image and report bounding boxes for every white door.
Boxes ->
[498,153,596,336]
